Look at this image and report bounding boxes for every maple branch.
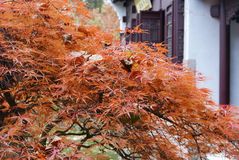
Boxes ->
[53,119,103,150]
[144,107,208,158]
[191,134,203,160]
[108,144,141,160]
[40,116,62,146]
[58,132,87,136]
[0,111,7,128]
[0,90,17,127]
[143,107,176,125]
[55,121,76,135]
[2,92,16,107]
[76,121,103,150]
[78,132,100,149]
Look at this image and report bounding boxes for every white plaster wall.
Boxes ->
[184,0,220,103]
[152,0,161,11]
[109,1,126,30]
[230,21,239,106]
[207,154,229,160]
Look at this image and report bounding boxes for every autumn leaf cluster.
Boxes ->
[0,0,239,159]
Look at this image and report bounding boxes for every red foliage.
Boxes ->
[0,0,239,159]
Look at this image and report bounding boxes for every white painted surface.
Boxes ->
[184,0,220,103]
[108,1,126,30]
[207,153,229,160]
[152,0,161,11]
[230,21,239,106]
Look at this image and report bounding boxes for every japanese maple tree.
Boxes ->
[0,0,239,159]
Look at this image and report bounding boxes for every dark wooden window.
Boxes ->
[164,0,184,63]
[172,0,184,63]
[141,18,161,42]
[139,11,164,43]
[124,0,184,63]
[165,5,173,57]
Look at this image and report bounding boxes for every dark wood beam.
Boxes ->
[219,0,230,105]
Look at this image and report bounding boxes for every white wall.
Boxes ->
[184,0,220,103]
[109,1,126,31]
[230,21,239,106]
[152,0,161,11]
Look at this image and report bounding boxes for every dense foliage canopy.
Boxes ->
[0,0,239,159]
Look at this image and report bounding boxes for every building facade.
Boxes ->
[111,0,239,106]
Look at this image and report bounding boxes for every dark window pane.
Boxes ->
[167,24,172,37]
[167,38,172,57]
[166,12,173,57]
[167,14,172,24]
[141,19,161,43]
